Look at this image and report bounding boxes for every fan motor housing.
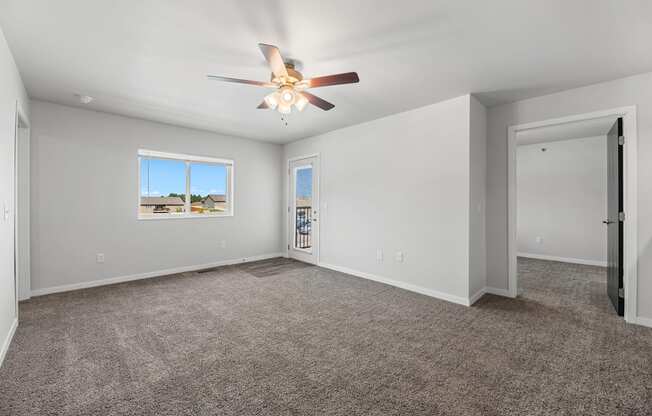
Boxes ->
[272,63,303,84]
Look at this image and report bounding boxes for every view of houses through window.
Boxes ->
[139,151,232,218]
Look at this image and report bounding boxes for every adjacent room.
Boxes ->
[1,1,651,414]
[515,117,617,312]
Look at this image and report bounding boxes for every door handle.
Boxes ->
[603,220,613,225]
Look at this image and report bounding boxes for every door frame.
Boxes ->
[507,106,638,323]
[13,101,31,313]
[286,153,320,264]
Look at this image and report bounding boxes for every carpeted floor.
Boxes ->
[1,257,651,415]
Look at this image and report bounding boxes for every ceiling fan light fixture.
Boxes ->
[264,92,279,109]
[279,86,296,105]
[207,43,359,114]
[294,93,308,112]
[278,102,292,114]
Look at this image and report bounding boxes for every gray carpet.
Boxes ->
[1,257,651,415]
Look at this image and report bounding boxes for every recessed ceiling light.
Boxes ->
[75,94,94,104]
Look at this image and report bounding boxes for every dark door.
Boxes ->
[605,117,624,316]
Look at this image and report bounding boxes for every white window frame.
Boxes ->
[137,149,234,220]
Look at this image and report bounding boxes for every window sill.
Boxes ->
[138,213,234,221]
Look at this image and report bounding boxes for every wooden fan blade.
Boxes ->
[302,91,335,111]
[302,72,359,88]
[258,43,289,79]
[207,75,276,88]
[257,101,270,109]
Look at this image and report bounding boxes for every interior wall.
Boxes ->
[283,95,475,303]
[0,26,29,365]
[486,71,652,322]
[517,136,607,265]
[469,95,487,298]
[30,100,283,293]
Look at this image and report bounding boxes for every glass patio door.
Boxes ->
[288,156,319,264]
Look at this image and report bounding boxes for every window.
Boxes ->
[294,165,313,250]
[138,150,233,219]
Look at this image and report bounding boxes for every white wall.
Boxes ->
[517,136,607,265]
[0,27,29,365]
[487,71,652,322]
[30,101,283,293]
[469,96,487,298]
[284,95,483,304]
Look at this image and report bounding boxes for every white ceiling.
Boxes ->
[1,0,651,143]
[516,116,617,146]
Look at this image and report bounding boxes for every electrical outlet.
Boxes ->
[376,249,383,262]
[395,251,404,263]
[220,240,227,248]
[96,253,105,263]
[536,236,543,244]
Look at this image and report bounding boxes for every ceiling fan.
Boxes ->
[207,43,359,114]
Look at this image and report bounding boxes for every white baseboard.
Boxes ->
[467,286,515,304]
[30,252,284,297]
[629,315,652,329]
[517,252,607,267]
[468,288,486,305]
[485,286,514,298]
[318,262,471,306]
[0,318,18,368]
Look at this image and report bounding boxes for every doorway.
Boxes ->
[507,107,637,322]
[14,103,30,305]
[288,155,319,264]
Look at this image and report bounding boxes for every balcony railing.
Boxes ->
[295,206,312,249]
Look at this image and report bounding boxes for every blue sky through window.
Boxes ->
[190,163,227,196]
[140,158,227,197]
[296,167,312,199]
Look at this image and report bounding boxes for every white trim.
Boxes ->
[13,101,31,308]
[287,154,320,265]
[507,106,638,323]
[137,213,234,220]
[137,149,235,220]
[15,102,29,128]
[137,149,233,165]
[469,286,515,302]
[292,164,314,255]
[293,246,312,254]
[468,288,486,305]
[318,262,472,306]
[287,153,320,163]
[485,287,514,298]
[622,110,638,324]
[30,252,283,297]
[228,162,234,216]
[185,160,191,213]
[286,154,321,258]
[517,252,607,267]
[0,318,18,368]
[631,315,652,329]
[137,155,141,218]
